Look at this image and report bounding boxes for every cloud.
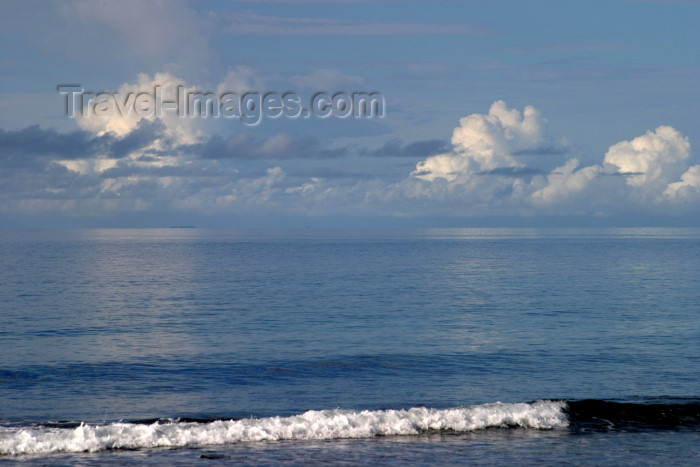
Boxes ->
[362,138,450,158]
[169,167,289,214]
[105,120,169,159]
[0,114,185,181]
[664,165,700,200]
[1,99,697,223]
[0,126,110,166]
[192,133,348,160]
[49,119,183,176]
[77,72,199,144]
[287,167,374,180]
[603,126,691,188]
[0,120,167,169]
[479,167,547,177]
[409,101,697,216]
[512,144,569,156]
[530,159,602,204]
[413,101,552,181]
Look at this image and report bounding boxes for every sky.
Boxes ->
[0,0,698,228]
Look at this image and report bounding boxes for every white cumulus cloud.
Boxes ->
[603,126,690,188]
[409,101,696,216]
[413,100,549,181]
[530,159,602,204]
[664,164,700,201]
[77,72,199,144]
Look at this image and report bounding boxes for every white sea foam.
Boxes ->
[0,401,568,456]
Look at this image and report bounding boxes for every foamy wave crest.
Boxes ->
[0,401,567,455]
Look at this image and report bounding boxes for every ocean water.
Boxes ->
[0,228,698,465]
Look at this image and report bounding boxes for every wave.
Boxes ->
[2,399,698,456]
[0,401,565,456]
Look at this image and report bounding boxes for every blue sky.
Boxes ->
[0,0,698,227]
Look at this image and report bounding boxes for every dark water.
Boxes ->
[0,228,698,465]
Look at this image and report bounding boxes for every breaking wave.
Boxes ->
[0,400,566,455]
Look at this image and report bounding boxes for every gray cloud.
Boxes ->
[0,120,167,168]
[604,171,646,176]
[190,133,348,160]
[288,167,375,180]
[478,167,546,177]
[512,144,569,156]
[98,162,240,180]
[106,120,168,159]
[362,138,450,158]
[0,125,111,167]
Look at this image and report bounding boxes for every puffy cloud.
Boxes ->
[530,159,602,204]
[410,101,696,215]
[2,97,697,223]
[413,101,551,181]
[603,126,690,188]
[77,72,199,144]
[664,165,700,200]
[413,153,472,182]
[451,101,545,167]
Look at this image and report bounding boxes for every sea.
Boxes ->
[0,227,698,466]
